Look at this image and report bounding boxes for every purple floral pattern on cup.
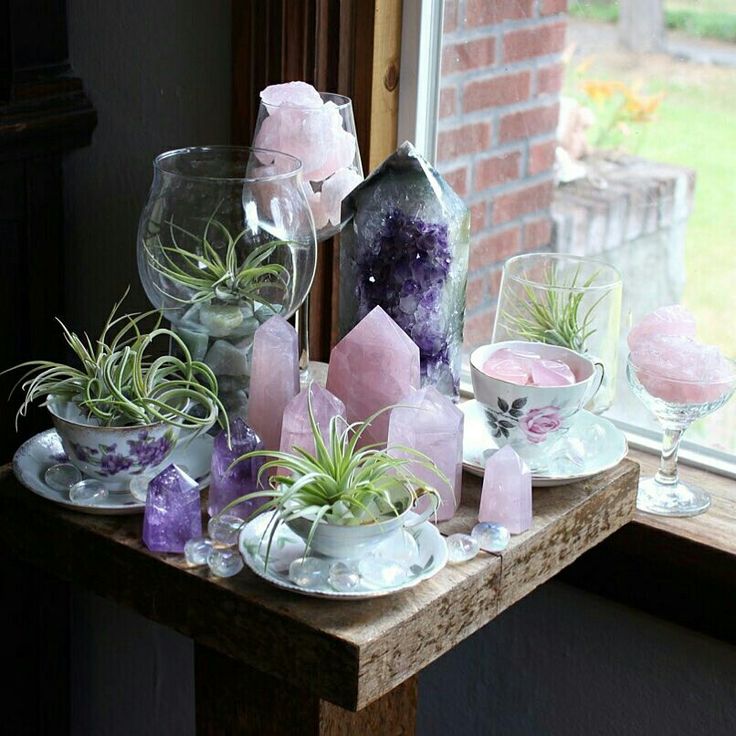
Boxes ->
[483,396,561,444]
[70,429,175,478]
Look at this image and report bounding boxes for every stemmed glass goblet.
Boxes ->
[626,353,735,516]
[253,88,363,379]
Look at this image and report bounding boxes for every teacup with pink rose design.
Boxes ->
[470,341,604,457]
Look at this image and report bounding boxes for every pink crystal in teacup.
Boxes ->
[628,306,735,404]
[482,348,576,387]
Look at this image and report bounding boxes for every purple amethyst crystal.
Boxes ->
[208,417,265,519]
[340,141,470,399]
[142,464,202,553]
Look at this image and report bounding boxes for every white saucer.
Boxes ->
[13,428,214,515]
[460,400,627,486]
[239,511,448,600]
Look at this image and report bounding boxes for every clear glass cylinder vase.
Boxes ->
[493,253,622,413]
[137,146,317,420]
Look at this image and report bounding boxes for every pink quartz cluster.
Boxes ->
[254,82,361,229]
[482,348,576,387]
[628,305,735,404]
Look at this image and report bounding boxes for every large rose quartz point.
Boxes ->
[327,306,420,447]
[247,316,299,450]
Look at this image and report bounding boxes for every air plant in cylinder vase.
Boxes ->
[223,394,445,570]
[4,293,226,492]
[137,146,317,420]
[493,253,622,413]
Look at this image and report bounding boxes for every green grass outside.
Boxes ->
[566,64,736,350]
[569,0,736,43]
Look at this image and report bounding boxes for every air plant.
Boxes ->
[4,290,227,432]
[143,213,291,307]
[500,264,606,352]
[221,389,445,561]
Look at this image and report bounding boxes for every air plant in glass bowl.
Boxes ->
[222,395,445,562]
[4,292,226,491]
[493,253,622,413]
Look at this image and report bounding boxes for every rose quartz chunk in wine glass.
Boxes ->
[629,306,735,403]
[482,348,575,387]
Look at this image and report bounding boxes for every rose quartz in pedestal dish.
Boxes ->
[247,316,299,450]
[629,306,735,404]
[627,305,696,351]
[279,384,346,456]
[479,446,532,534]
[482,348,575,387]
[327,306,420,447]
[387,386,464,521]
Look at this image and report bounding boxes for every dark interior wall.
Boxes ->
[59,3,231,733]
[63,0,232,334]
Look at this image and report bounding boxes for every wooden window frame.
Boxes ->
[231,0,402,361]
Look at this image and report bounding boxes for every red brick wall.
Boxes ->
[437,0,567,348]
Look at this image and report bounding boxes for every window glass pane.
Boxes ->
[436,0,736,457]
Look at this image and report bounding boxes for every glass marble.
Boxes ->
[184,537,215,566]
[44,463,82,492]
[207,547,244,578]
[69,479,108,505]
[446,533,480,564]
[129,475,150,503]
[358,558,407,588]
[289,557,329,588]
[207,514,245,547]
[471,522,510,552]
[328,561,360,592]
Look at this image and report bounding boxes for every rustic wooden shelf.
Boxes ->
[0,455,638,734]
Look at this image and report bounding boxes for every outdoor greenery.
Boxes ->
[569,0,736,43]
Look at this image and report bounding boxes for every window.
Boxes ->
[401,0,736,470]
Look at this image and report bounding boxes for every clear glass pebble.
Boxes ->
[289,557,329,588]
[207,514,244,546]
[446,533,480,563]
[358,558,407,588]
[128,475,151,503]
[328,561,360,592]
[184,537,215,566]
[471,522,510,552]
[207,547,244,577]
[69,479,108,505]
[44,463,82,492]
[371,529,420,566]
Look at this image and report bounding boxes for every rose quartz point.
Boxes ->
[279,384,346,457]
[247,316,299,450]
[479,445,532,534]
[387,386,463,521]
[327,306,420,447]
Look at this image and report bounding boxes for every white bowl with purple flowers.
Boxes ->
[47,397,181,491]
[470,341,604,458]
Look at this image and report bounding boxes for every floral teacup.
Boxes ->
[469,341,604,458]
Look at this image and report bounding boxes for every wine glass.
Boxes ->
[626,353,735,516]
[137,145,317,420]
[252,92,363,380]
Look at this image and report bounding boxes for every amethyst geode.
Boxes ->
[339,141,470,399]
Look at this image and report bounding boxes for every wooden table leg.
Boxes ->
[194,644,417,735]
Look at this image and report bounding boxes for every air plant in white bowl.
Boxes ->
[222,393,445,560]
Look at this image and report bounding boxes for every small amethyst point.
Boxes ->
[208,417,265,518]
[143,464,202,553]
